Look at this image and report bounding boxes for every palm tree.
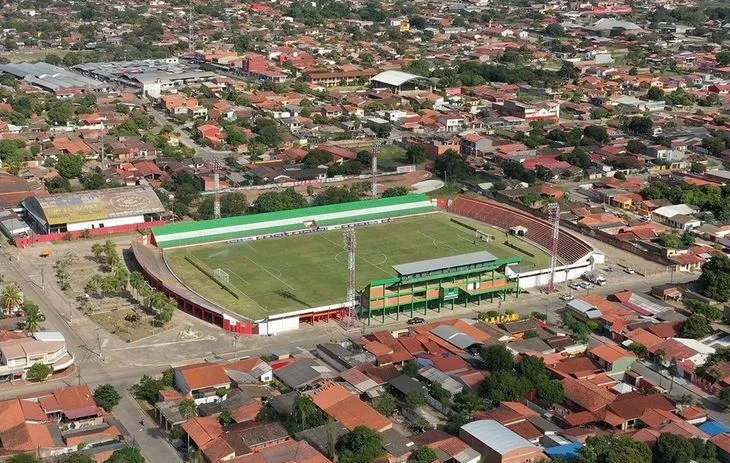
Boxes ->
[1,284,23,314]
[24,302,43,333]
[129,271,144,297]
[91,243,105,262]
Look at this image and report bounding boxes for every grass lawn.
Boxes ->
[378,145,408,171]
[164,213,551,320]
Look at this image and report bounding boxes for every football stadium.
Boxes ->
[132,194,598,334]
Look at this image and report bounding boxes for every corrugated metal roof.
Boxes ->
[152,194,434,247]
[431,325,480,349]
[461,420,537,455]
[392,251,497,276]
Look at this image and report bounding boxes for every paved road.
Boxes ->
[0,252,186,463]
[146,105,230,161]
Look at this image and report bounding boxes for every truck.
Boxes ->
[584,271,606,286]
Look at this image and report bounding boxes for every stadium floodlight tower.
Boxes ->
[213,157,222,219]
[343,228,360,331]
[547,203,561,293]
[371,140,381,198]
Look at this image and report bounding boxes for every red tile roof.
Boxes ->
[177,362,231,391]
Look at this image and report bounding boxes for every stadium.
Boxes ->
[132,194,600,335]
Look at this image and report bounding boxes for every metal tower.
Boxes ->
[371,141,380,198]
[343,229,359,330]
[547,203,561,293]
[213,157,222,219]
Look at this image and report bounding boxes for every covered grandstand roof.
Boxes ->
[152,194,434,248]
[392,251,497,276]
[23,186,164,227]
[371,70,428,87]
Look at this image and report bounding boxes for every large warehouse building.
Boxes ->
[23,185,165,234]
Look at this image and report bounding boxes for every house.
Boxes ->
[174,362,232,405]
[308,380,392,432]
[459,420,544,463]
[588,342,637,374]
[651,204,701,230]
[0,332,74,381]
[226,357,273,383]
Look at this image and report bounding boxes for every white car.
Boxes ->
[624,268,635,274]
[560,294,575,301]
[569,282,581,290]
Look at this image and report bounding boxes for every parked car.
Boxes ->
[624,268,635,274]
[407,317,425,325]
[560,294,575,301]
[569,282,581,290]
[605,265,615,272]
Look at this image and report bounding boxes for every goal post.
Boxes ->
[213,268,230,284]
[475,230,493,242]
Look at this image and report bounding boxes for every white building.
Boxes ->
[23,185,165,234]
[0,332,74,381]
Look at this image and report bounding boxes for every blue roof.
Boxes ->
[544,443,583,458]
[700,421,730,436]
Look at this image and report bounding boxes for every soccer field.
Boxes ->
[164,213,552,320]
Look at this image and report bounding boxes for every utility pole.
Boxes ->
[371,140,380,198]
[188,5,194,55]
[213,157,222,219]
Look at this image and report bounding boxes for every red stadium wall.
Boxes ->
[15,220,167,248]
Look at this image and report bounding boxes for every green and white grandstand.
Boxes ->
[151,194,435,248]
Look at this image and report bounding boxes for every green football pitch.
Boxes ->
[164,213,552,320]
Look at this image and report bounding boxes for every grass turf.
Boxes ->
[164,213,551,320]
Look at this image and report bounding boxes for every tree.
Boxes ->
[653,433,694,463]
[679,314,711,339]
[7,455,41,463]
[434,149,471,182]
[94,384,121,411]
[628,342,648,358]
[720,386,730,409]
[249,188,306,213]
[82,171,106,190]
[718,51,730,66]
[451,391,483,415]
[680,230,695,247]
[480,344,514,372]
[59,453,95,463]
[313,186,361,206]
[132,375,163,404]
[405,144,426,164]
[402,360,420,377]
[558,61,578,79]
[623,116,653,136]
[219,409,233,425]
[337,425,384,463]
[690,162,706,174]
[28,362,52,382]
[56,154,84,178]
[658,232,682,249]
[381,186,409,197]
[480,370,531,403]
[514,355,550,385]
[198,192,248,219]
[105,447,144,463]
[290,395,327,431]
[579,435,651,463]
[405,392,427,409]
[179,398,198,419]
[47,176,72,193]
[22,301,43,333]
[697,254,730,302]
[535,380,565,408]
[302,149,333,168]
[647,87,665,101]
[684,299,723,322]
[372,393,398,416]
[583,126,609,143]
[1,284,22,312]
[543,23,565,36]
[408,446,438,463]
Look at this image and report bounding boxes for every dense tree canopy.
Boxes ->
[578,435,652,463]
[697,254,730,302]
